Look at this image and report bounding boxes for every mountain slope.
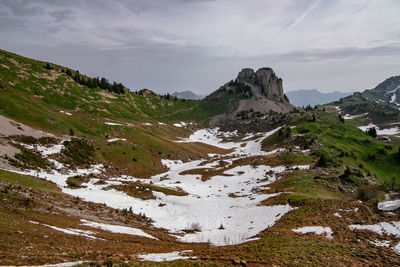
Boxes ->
[287,89,351,107]
[333,76,400,128]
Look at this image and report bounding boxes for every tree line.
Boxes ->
[62,68,125,94]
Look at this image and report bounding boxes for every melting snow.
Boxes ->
[173,122,188,127]
[333,212,342,218]
[27,261,86,267]
[378,199,400,211]
[349,221,400,237]
[107,138,127,143]
[105,122,123,126]
[60,110,72,116]
[6,126,297,246]
[343,113,368,120]
[80,219,157,240]
[370,240,391,247]
[177,127,283,157]
[143,123,152,126]
[29,221,97,239]
[137,250,194,262]
[394,243,400,255]
[292,226,333,239]
[358,123,400,135]
[349,221,400,254]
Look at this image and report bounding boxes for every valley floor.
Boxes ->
[0,115,400,266]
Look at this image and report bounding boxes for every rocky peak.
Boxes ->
[236,67,284,101]
[237,68,256,82]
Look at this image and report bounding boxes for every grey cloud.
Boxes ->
[273,45,400,62]
[49,9,74,23]
[0,0,44,16]
[0,0,399,96]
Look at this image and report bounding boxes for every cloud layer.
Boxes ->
[1,0,399,94]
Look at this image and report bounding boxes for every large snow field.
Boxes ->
[4,127,301,246]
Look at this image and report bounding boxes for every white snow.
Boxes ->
[24,261,86,267]
[173,122,188,127]
[358,123,377,132]
[107,138,127,143]
[343,113,368,120]
[60,111,72,116]
[386,85,400,105]
[143,123,152,126]
[158,122,166,126]
[350,221,400,255]
[369,240,391,247]
[177,127,283,157]
[5,126,298,246]
[358,123,400,135]
[80,219,157,240]
[30,221,97,239]
[394,243,400,255]
[349,221,400,237]
[292,226,333,239]
[333,212,342,218]
[137,250,194,262]
[378,199,400,211]
[105,122,123,126]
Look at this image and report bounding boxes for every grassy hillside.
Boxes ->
[263,109,400,188]
[0,49,233,177]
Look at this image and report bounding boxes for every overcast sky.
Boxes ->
[1,0,399,94]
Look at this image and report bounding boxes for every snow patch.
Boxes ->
[137,250,195,262]
[378,199,400,211]
[343,113,368,120]
[60,110,72,116]
[173,122,188,127]
[292,226,333,239]
[107,138,127,143]
[26,261,86,267]
[349,221,400,237]
[80,219,157,240]
[30,221,97,239]
[358,123,400,135]
[105,122,123,126]
[369,239,391,247]
[177,127,283,157]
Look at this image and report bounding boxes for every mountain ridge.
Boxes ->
[287,89,352,107]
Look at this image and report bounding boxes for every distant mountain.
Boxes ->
[172,91,204,100]
[286,89,352,107]
[334,76,400,125]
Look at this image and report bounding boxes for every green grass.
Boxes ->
[141,183,188,196]
[290,111,400,186]
[0,169,59,193]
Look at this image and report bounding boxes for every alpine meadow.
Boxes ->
[0,1,400,266]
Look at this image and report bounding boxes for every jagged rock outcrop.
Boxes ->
[206,67,295,131]
[236,67,284,101]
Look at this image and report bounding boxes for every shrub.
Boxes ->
[366,127,377,138]
[61,138,94,166]
[338,114,344,123]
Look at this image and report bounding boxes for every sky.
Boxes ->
[0,0,399,95]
